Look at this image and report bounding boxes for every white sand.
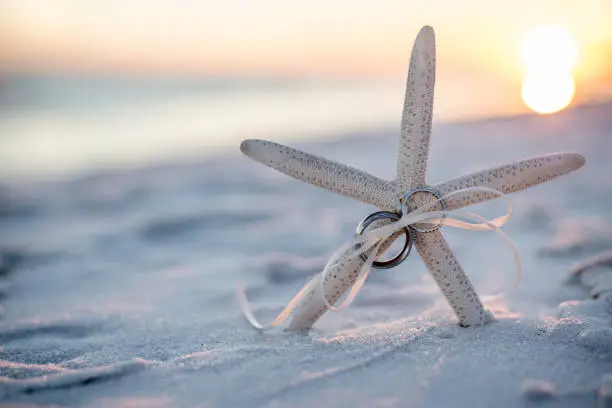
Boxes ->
[0,102,611,407]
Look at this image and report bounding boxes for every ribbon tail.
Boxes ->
[236,276,319,331]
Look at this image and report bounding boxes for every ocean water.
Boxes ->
[0,76,403,181]
[1,77,612,407]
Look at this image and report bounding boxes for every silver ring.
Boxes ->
[355,211,414,269]
[401,187,447,233]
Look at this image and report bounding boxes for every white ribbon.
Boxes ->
[237,186,521,330]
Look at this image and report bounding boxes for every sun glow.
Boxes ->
[521,26,578,114]
[521,72,575,114]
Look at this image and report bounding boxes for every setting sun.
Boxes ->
[522,72,575,114]
[521,25,579,114]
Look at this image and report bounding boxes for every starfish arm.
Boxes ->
[241,139,398,211]
[288,245,365,330]
[414,230,488,326]
[434,153,585,210]
[288,231,402,330]
[396,25,436,190]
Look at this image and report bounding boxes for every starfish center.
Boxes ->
[400,187,446,233]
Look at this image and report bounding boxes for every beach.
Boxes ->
[1,79,611,407]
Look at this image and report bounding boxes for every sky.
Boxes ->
[1,0,611,179]
[1,0,612,118]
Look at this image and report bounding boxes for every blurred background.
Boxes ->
[1,0,611,181]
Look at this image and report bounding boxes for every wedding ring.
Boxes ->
[401,187,446,233]
[355,211,414,269]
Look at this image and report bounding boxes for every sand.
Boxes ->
[1,102,611,407]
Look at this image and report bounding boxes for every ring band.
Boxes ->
[401,187,446,233]
[355,211,414,269]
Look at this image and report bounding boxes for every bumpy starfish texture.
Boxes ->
[240,25,585,329]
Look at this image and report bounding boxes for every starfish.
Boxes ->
[240,25,585,330]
